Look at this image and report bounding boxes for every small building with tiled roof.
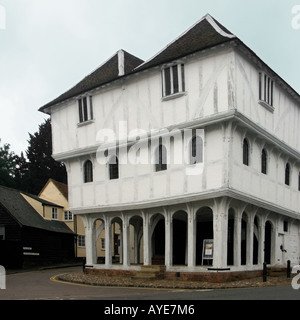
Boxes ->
[37,178,120,260]
[0,185,75,268]
[38,178,86,257]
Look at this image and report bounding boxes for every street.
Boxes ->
[0,266,299,301]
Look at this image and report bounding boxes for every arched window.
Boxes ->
[243,139,249,166]
[285,163,290,186]
[155,144,167,172]
[109,155,119,180]
[261,149,267,174]
[190,136,203,164]
[84,160,93,183]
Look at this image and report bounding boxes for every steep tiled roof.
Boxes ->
[39,14,300,113]
[39,50,144,112]
[0,185,73,234]
[22,192,63,208]
[39,178,68,200]
[39,14,235,113]
[135,14,235,71]
[51,179,68,200]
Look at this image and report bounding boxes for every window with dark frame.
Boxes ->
[0,225,5,240]
[285,163,290,186]
[243,139,249,166]
[259,72,274,107]
[162,63,185,98]
[109,155,119,180]
[283,220,288,232]
[261,149,267,174]
[155,144,167,172]
[78,235,85,247]
[101,238,105,250]
[78,96,93,123]
[64,210,73,221]
[84,160,93,183]
[190,135,203,164]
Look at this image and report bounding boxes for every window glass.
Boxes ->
[155,144,167,172]
[285,163,290,186]
[84,160,93,183]
[190,136,203,164]
[261,149,267,174]
[259,72,273,107]
[109,156,119,180]
[78,96,93,123]
[162,63,185,98]
[243,139,249,166]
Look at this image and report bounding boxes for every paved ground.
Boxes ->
[0,265,299,303]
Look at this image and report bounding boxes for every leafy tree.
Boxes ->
[0,140,19,188]
[14,151,30,192]
[0,119,67,194]
[24,118,67,194]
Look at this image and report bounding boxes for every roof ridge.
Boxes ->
[204,14,235,38]
[118,49,125,76]
[39,178,68,200]
[85,50,122,79]
[135,14,235,71]
[20,192,64,208]
[64,50,121,96]
[39,49,144,112]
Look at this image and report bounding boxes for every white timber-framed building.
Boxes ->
[40,14,300,278]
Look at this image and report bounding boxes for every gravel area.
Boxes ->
[57,272,292,289]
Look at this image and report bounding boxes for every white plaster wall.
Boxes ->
[235,51,300,152]
[49,46,300,216]
[67,125,227,209]
[50,48,234,157]
[274,220,300,266]
[230,128,300,214]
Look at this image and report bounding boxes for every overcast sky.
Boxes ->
[1,0,300,155]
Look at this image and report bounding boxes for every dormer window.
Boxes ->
[78,96,93,123]
[259,72,274,111]
[162,63,185,99]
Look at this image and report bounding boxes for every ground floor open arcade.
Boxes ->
[78,196,300,274]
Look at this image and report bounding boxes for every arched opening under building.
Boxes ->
[111,217,122,264]
[196,207,213,265]
[227,208,235,266]
[241,212,248,265]
[172,210,187,266]
[253,215,259,265]
[94,218,105,264]
[264,220,272,264]
[129,215,143,265]
[151,214,165,265]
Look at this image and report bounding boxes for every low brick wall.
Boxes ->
[84,267,262,283]
[165,270,262,283]
[84,268,137,278]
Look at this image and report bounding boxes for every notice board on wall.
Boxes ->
[202,239,213,265]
